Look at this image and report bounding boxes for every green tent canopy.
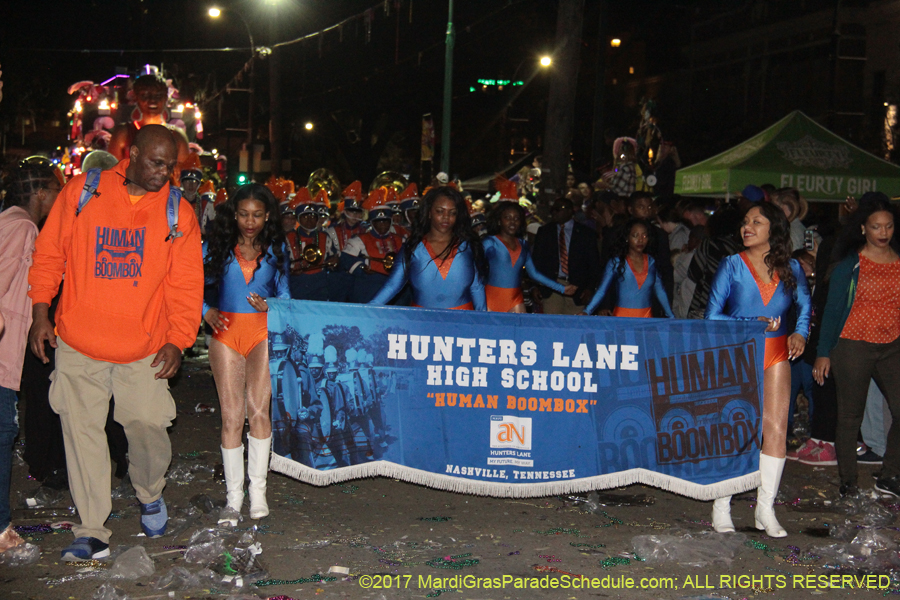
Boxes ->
[674,111,900,201]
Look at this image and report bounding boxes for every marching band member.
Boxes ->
[287,188,333,301]
[385,187,410,241]
[197,180,217,236]
[325,182,365,255]
[399,183,420,229]
[471,212,488,238]
[179,153,204,225]
[342,189,405,303]
[325,182,366,302]
[315,189,331,230]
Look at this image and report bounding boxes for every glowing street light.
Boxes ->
[539,56,552,67]
[304,122,314,131]
[207,6,254,147]
[610,38,621,47]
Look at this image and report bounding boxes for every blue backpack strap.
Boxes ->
[165,187,183,242]
[76,168,103,216]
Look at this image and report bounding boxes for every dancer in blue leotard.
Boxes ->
[483,202,575,312]
[203,183,289,526]
[704,202,811,537]
[583,219,674,318]
[369,187,488,310]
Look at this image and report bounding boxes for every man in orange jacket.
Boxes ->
[27,125,204,561]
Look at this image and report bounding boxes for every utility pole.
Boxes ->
[542,0,585,198]
[269,8,282,175]
[440,0,455,175]
[247,50,254,148]
[827,0,843,130]
[589,0,606,180]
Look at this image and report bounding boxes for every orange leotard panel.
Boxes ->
[485,285,524,313]
[234,245,259,284]
[739,252,779,306]
[412,302,475,311]
[212,311,268,357]
[626,255,649,289]
[764,335,788,370]
[613,306,653,318]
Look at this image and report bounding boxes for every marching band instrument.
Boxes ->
[303,245,324,266]
[308,168,342,205]
[368,251,397,272]
[369,171,408,195]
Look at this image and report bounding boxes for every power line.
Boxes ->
[12,46,251,53]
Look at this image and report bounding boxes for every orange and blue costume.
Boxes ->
[482,235,564,312]
[584,255,673,318]
[705,252,811,369]
[368,240,486,310]
[203,243,290,357]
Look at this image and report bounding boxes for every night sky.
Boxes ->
[1,1,723,183]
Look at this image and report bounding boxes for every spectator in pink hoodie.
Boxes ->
[0,156,62,553]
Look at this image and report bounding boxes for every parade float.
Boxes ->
[62,65,207,178]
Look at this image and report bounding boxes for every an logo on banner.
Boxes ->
[490,415,532,450]
[645,341,762,465]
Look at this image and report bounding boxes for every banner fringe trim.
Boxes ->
[269,454,760,501]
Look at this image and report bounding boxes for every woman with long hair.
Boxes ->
[483,202,575,312]
[582,218,674,318]
[203,183,289,526]
[813,192,900,499]
[369,186,488,310]
[705,202,811,536]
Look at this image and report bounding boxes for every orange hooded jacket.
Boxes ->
[28,160,204,363]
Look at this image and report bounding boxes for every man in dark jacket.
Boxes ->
[532,197,600,315]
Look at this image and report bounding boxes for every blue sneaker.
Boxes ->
[140,496,168,538]
[61,536,110,562]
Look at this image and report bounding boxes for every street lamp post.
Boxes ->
[209,6,255,148]
[269,9,282,176]
[499,56,553,166]
[440,0,455,175]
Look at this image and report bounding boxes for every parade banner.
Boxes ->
[267,299,765,500]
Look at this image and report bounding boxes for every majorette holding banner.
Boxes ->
[267,299,766,500]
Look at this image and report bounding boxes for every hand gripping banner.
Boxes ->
[267,300,765,500]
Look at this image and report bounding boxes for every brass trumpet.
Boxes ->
[369,251,397,272]
[302,245,324,267]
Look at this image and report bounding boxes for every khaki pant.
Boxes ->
[541,278,583,316]
[49,338,175,543]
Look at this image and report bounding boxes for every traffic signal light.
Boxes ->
[236,173,249,185]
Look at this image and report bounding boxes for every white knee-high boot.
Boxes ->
[755,453,787,538]
[712,496,735,533]
[218,445,244,526]
[247,435,271,519]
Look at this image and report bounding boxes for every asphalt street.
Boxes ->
[2,352,894,599]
